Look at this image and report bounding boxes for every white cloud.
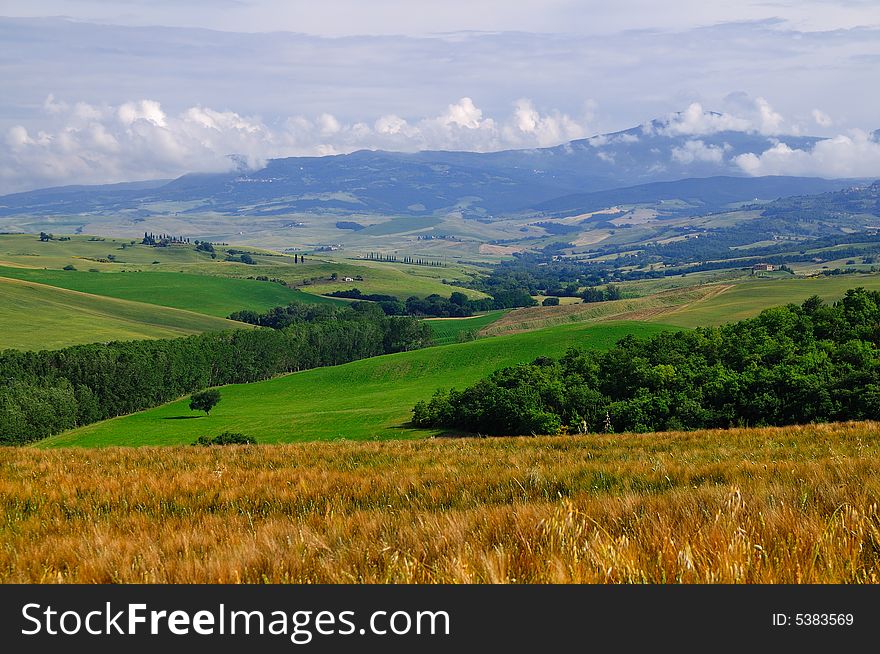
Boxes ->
[735,130,880,178]
[755,97,784,134]
[612,133,639,144]
[659,102,752,136]
[118,100,167,127]
[659,98,791,137]
[6,126,32,151]
[671,139,730,164]
[0,95,594,193]
[441,97,487,129]
[503,98,586,147]
[318,113,342,135]
[374,114,412,136]
[812,109,833,127]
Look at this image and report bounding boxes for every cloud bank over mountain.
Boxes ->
[1,96,593,193]
[3,93,879,194]
[0,7,878,192]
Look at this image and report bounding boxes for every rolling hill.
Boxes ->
[0,266,336,317]
[40,320,672,447]
[0,118,840,222]
[0,277,248,350]
[654,274,880,328]
[531,176,860,218]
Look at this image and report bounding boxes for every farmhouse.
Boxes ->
[753,263,775,272]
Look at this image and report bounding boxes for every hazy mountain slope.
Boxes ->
[532,176,861,217]
[0,118,831,220]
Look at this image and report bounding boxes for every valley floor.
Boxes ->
[4,421,880,583]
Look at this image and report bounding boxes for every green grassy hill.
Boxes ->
[0,233,483,302]
[0,266,339,317]
[656,274,880,328]
[293,257,486,300]
[425,310,507,345]
[39,320,672,447]
[0,277,248,350]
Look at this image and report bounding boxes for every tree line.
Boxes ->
[326,288,536,317]
[412,288,880,435]
[1,303,432,445]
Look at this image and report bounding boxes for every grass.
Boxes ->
[0,277,247,350]
[481,285,722,336]
[0,233,482,302]
[0,233,211,269]
[293,258,485,300]
[657,274,880,328]
[483,273,880,337]
[0,267,338,317]
[40,321,672,447]
[5,421,880,583]
[425,311,507,345]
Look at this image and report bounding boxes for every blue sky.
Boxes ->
[1,1,878,192]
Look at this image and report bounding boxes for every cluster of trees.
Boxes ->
[226,253,255,264]
[1,303,432,445]
[471,254,606,298]
[819,267,879,277]
[330,289,477,317]
[412,288,880,436]
[142,232,189,246]
[366,252,399,262]
[229,302,345,329]
[328,288,534,317]
[399,257,444,267]
[404,293,474,317]
[463,255,633,306]
[581,284,622,303]
[364,252,446,267]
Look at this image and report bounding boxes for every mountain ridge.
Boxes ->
[0,116,859,221]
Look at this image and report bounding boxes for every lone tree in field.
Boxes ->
[189,389,221,416]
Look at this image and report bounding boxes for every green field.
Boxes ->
[657,274,880,328]
[294,258,486,300]
[0,266,339,317]
[0,233,213,269]
[0,233,483,302]
[40,320,673,447]
[425,311,507,344]
[0,277,247,350]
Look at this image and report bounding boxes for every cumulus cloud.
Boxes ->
[671,139,730,164]
[0,95,592,193]
[735,130,880,178]
[502,99,587,147]
[658,98,792,137]
[441,97,487,130]
[812,109,833,128]
[658,102,752,136]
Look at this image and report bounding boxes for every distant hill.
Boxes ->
[758,180,880,223]
[531,176,863,218]
[0,116,835,220]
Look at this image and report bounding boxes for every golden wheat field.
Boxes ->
[3,422,880,583]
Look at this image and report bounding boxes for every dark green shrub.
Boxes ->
[192,431,256,446]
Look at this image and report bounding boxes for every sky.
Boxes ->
[1,1,879,193]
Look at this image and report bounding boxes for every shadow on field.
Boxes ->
[163,416,202,420]
[392,421,482,438]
